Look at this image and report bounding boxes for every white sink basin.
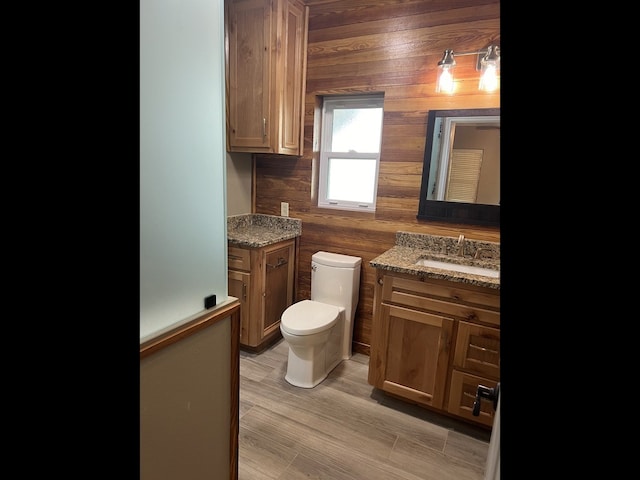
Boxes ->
[415,258,499,278]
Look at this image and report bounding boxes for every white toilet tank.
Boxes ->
[311,251,362,358]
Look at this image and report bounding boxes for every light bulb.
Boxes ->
[479,64,498,92]
[437,68,454,93]
[478,45,500,92]
[436,49,456,94]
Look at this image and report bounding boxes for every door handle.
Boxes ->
[473,382,499,416]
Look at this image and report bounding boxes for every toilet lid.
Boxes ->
[281,300,341,335]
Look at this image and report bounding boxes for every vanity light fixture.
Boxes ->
[478,45,500,92]
[435,49,456,94]
[435,45,500,94]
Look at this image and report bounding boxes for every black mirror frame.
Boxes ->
[417,108,500,227]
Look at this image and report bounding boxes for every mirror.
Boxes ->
[417,108,500,227]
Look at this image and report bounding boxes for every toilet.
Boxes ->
[280,251,362,388]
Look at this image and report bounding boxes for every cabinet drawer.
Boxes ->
[454,321,500,378]
[382,274,500,309]
[228,246,251,271]
[448,370,497,428]
[384,288,500,327]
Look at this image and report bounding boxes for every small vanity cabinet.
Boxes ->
[228,239,296,351]
[368,269,500,428]
[225,0,308,155]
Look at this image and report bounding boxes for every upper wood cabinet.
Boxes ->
[225,0,308,155]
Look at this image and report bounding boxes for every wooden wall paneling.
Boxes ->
[254,0,500,355]
[305,1,499,33]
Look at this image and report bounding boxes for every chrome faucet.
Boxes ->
[456,234,465,257]
[474,248,492,260]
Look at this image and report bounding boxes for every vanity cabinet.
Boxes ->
[368,270,500,428]
[228,239,295,351]
[225,0,308,156]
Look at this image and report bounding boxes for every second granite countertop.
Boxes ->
[227,213,302,248]
[370,232,500,290]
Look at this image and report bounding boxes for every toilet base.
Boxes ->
[283,322,344,388]
[281,309,348,388]
[284,343,342,388]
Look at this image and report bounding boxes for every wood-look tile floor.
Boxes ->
[239,338,491,480]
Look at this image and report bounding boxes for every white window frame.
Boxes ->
[318,94,384,212]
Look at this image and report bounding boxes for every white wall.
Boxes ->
[140,0,228,340]
[226,152,253,215]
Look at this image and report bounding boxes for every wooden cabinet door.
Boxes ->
[262,243,294,337]
[372,303,453,409]
[228,269,251,344]
[448,370,497,427]
[454,321,500,378]
[226,0,272,151]
[275,0,307,154]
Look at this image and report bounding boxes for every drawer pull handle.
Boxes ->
[267,257,287,269]
[469,343,499,355]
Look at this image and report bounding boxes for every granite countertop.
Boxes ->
[227,213,302,248]
[370,231,500,289]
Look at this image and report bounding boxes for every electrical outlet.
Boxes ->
[281,202,289,217]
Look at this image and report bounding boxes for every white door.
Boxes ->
[484,395,500,480]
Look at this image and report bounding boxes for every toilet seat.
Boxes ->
[281,300,341,335]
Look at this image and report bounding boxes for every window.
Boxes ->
[318,94,384,212]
